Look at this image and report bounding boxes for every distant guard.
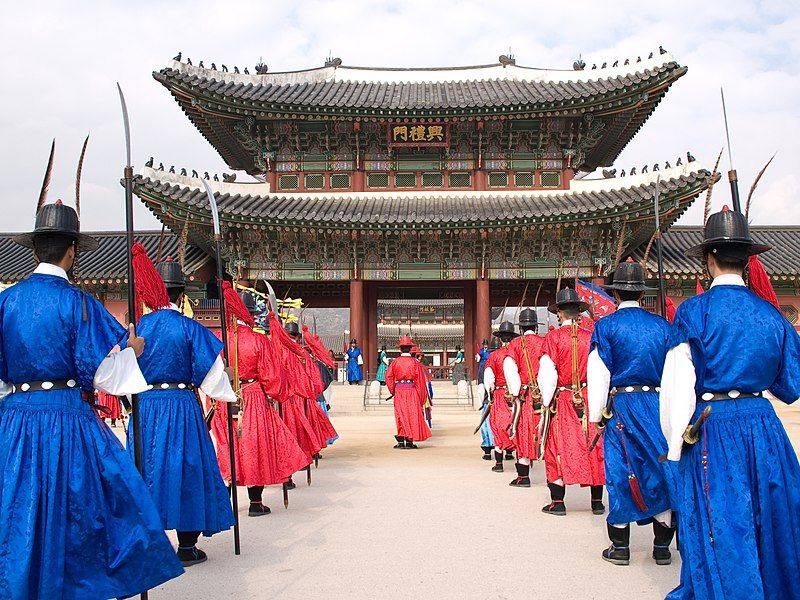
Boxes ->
[505,308,545,487]
[483,322,520,473]
[385,335,432,448]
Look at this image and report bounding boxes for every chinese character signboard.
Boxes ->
[387,123,450,148]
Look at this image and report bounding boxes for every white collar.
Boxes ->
[400,352,412,357]
[34,263,69,281]
[168,302,181,312]
[617,300,640,310]
[560,319,575,327]
[711,274,746,288]
[523,330,536,336]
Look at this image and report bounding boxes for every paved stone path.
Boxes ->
[144,401,800,599]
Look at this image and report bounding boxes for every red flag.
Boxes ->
[665,296,677,323]
[575,280,616,319]
[695,277,704,295]
[748,255,780,309]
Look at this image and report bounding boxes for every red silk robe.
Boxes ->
[97,391,123,420]
[541,325,604,486]
[385,355,431,442]
[212,325,310,485]
[507,333,545,460]
[484,348,514,450]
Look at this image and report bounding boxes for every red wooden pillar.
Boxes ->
[365,282,378,377]
[353,170,365,192]
[476,278,491,354]
[349,279,365,359]
[463,281,476,379]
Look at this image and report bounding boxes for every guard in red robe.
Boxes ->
[97,390,123,426]
[285,322,339,455]
[385,335,431,448]
[483,321,519,472]
[505,308,545,487]
[211,287,310,516]
[269,313,325,463]
[537,288,605,516]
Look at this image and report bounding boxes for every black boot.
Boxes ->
[481,446,493,460]
[404,437,418,449]
[602,524,630,566]
[247,486,271,517]
[652,520,675,565]
[591,485,606,515]
[394,435,405,449]
[542,482,566,516]
[176,531,207,567]
[509,463,531,487]
[504,450,515,461]
[491,451,504,472]
[285,476,296,490]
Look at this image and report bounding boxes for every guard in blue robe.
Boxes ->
[660,207,800,600]
[0,199,183,598]
[316,358,339,445]
[346,339,363,384]
[476,340,490,384]
[376,346,389,384]
[128,254,235,567]
[588,259,675,567]
[478,338,499,459]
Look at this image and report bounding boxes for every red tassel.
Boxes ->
[302,324,336,368]
[628,474,649,512]
[665,296,677,324]
[131,242,170,319]
[221,281,255,328]
[748,256,780,309]
[269,312,304,357]
[695,277,704,296]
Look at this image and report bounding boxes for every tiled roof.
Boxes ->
[132,165,712,231]
[635,226,800,278]
[155,55,686,173]
[0,230,210,284]
[155,56,685,113]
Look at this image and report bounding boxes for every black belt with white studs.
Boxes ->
[12,379,77,393]
[147,382,195,391]
[611,385,661,394]
[698,391,763,402]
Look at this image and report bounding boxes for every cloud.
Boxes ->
[1,0,798,233]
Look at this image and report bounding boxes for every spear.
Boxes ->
[201,180,241,556]
[115,83,148,600]
[720,89,742,213]
[654,176,667,317]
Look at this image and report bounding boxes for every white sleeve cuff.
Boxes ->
[200,356,237,402]
[660,343,697,461]
[503,355,522,397]
[0,380,12,400]
[587,349,611,423]
[483,366,496,393]
[537,354,558,407]
[93,347,148,396]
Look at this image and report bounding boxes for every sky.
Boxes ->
[1,0,798,232]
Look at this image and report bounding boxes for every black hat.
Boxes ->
[238,291,259,315]
[489,337,502,351]
[156,257,185,289]
[492,320,520,339]
[548,287,590,314]
[13,200,99,252]
[285,322,301,337]
[685,206,770,259]
[517,307,538,329]
[603,258,653,292]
